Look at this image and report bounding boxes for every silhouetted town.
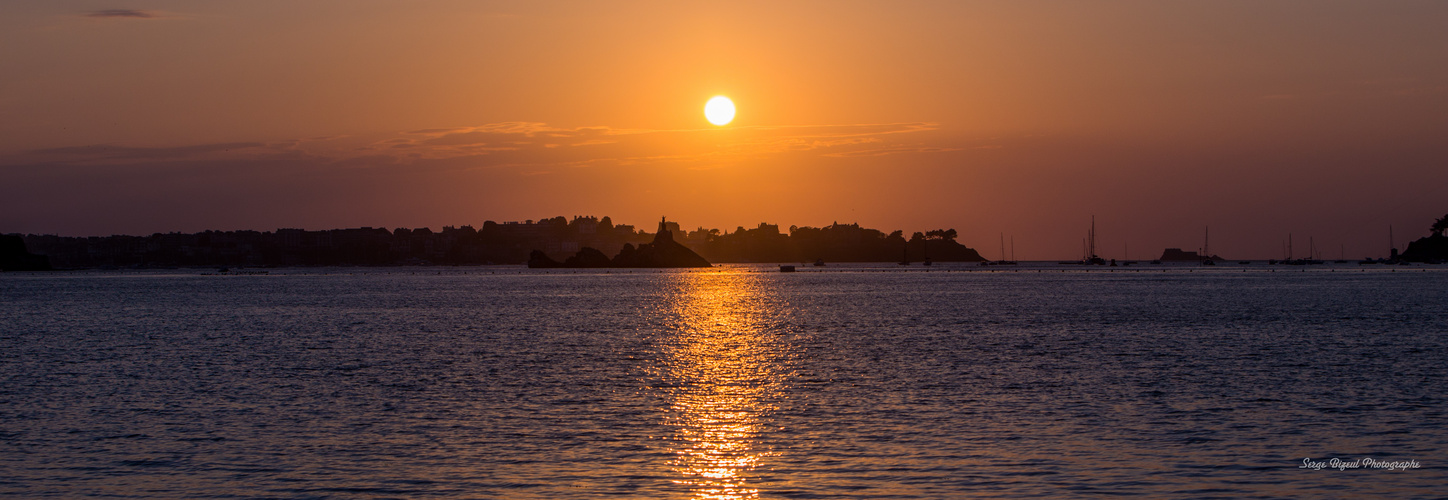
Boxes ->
[7,216,983,269]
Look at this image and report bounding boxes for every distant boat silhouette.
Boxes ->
[1200,227,1213,265]
[1072,216,1106,265]
[814,258,825,267]
[779,265,796,272]
[993,233,1017,265]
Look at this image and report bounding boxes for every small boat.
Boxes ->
[813,259,825,267]
[779,265,796,272]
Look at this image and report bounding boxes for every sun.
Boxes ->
[704,96,735,126]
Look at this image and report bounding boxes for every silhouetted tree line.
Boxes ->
[15,217,982,269]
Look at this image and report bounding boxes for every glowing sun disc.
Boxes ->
[704,96,735,126]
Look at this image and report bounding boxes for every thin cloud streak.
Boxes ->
[0,121,956,173]
[352,122,950,167]
[84,9,159,19]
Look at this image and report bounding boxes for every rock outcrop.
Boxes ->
[528,218,711,268]
[0,234,52,271]
[526,249,564,268]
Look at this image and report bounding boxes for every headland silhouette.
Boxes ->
[1400,214,1448,263]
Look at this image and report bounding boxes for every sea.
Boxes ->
[1,263,1445,498]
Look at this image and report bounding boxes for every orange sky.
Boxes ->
[3,1,1446,259]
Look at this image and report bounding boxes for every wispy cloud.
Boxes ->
[823,146,964,158]
[84,9,161,19]
[3,122,959,172]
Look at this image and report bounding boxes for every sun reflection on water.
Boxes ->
[654,271,793,500]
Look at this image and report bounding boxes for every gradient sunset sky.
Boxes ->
[3,1,1446,260]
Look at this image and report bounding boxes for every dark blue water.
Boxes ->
[2,265,1445,498]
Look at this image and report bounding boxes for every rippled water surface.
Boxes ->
[2,265,1446,498]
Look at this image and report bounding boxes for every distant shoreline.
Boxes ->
[10,217,987,270]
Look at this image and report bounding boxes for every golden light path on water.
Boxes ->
[655,271,795,500]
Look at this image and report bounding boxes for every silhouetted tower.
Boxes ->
[654,217,674,243]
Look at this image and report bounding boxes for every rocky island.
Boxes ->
[528,218,711,268]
